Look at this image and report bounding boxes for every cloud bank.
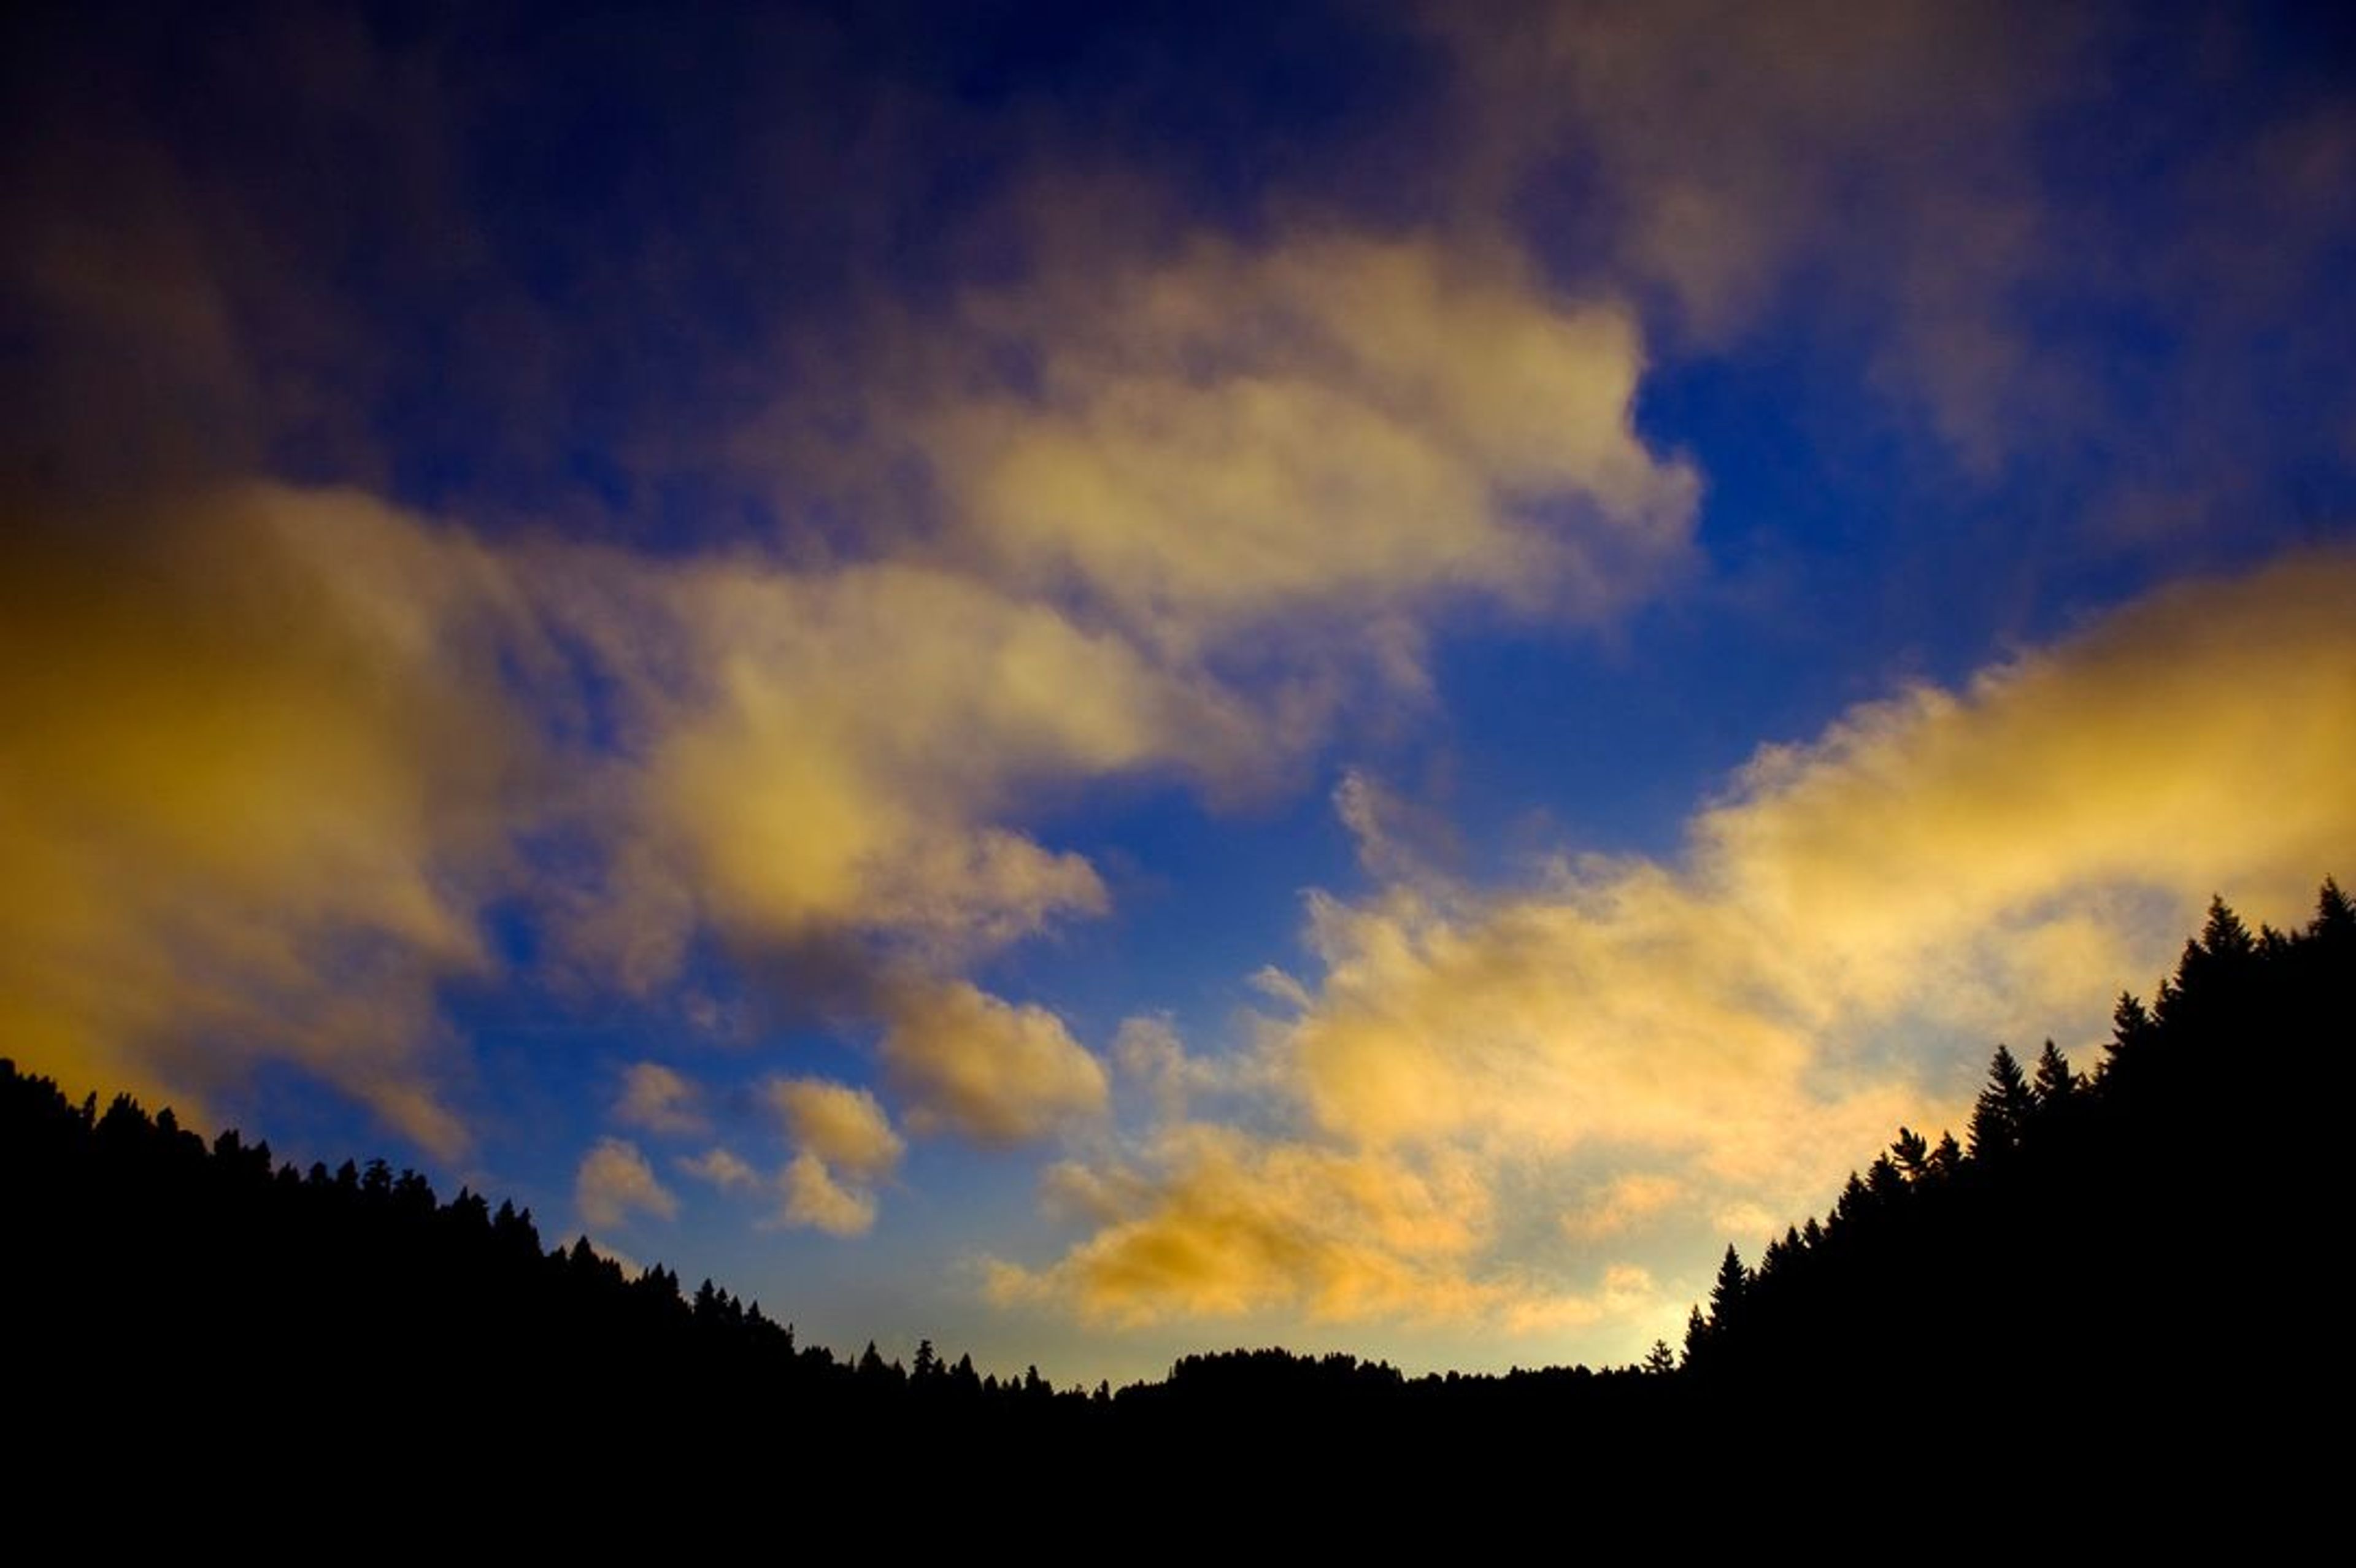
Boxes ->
[998,550,2356,1331]
[2,211,1700,1172]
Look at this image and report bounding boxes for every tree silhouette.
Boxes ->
[1968,1044,2034,1156]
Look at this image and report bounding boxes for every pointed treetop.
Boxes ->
[2201,896,2255,961]
[2032,1040,2077,1105]
[1970,1044,2035,1156]
[2316,877,2354,940]
[2109,992,2153,1056]
[1710,1244,1749,1318]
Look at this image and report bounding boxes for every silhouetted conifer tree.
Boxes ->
[1969,1045,2034,1155]
[2032,1040,2077,1107]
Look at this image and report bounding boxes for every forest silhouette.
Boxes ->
[5,882,2347,1526]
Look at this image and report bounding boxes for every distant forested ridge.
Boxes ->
[4,882,2347,1520]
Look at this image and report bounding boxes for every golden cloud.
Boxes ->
[766,1076,905,1179]
[576,1137,680,1231]
[1560,1173,1687,1245]
[987,1123,1653,1333]
[919,234,1699,656]
[3,187,1707,1164]
[676,1147,760,1194]
[542,552,1274,988]
[615,1062,709,1137]
[0,485,537,1156]
[761,1075,903,1236]
[880,979,1109,1146]
[1294,549,2356,1161]
[1006,550,2356,1329]
[779,1150,880,1237]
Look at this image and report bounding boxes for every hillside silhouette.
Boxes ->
[4,881,2347,1524]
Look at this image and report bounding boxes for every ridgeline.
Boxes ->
[6,882,2347,1526]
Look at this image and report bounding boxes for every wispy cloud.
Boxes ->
[615,1063,709,1138]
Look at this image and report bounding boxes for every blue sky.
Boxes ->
[5,0,2354,1386]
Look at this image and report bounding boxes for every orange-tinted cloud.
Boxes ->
[0,485,537,1156]
[764,1075,904,1236]
[766,1076,905,1177]
[915,233,1699,656]
[987,1123,1656,1334]
[880,979,1109,1146]
[677,1147,760,1194]
[576,1137,680,1231]
[545,553,1257,991]
[779,1151,882,1237]
[615,1063,709,1137]
[1004,550,2356,1334]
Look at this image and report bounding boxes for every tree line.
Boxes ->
[4,880,2346,1523]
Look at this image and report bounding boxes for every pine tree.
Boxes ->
[1709,1245,1749,1327]
[1969,1045,2035,1156]
[2108,993,2154,1061]
[2031,1040,2077,1107]
[2201,896,2255,963]
[2314,878,2354,945]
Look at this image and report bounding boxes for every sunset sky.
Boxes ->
[6,1,2354,1386]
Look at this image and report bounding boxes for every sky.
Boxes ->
[5,0,2354,1387]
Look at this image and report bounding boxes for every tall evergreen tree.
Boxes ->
[1709,1245,1749,1326]
[1969,1045,2035,1156]
[2316,878,2354,943]
[2031,1041,2078,1107]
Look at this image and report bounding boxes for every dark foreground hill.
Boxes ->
[4,883,2347,1533]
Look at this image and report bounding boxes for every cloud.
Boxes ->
[1420,1,2087,455]
[0,485,538,1157]
[779,1150,881,1237]
[560,226,1703,1012]
[762,1075,902,1237]
[912,233,1699,658]
[615,1063,708,1137]
[676,1147,760,1194]
[576,1137,680,1231]
[541,550,1277,993]
[1685,548,2356,1024]
[1005,550,2356,1328]
[1112,1016,1201,1124]
[766,1077,905,1179]
[986,1123,1653,1333]
[6,21,1725,1168]
[880,979,1110,1145]
[4,348,1664,1167]
[1560,1174,1687,1245]
[1288,548,2356,1161]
